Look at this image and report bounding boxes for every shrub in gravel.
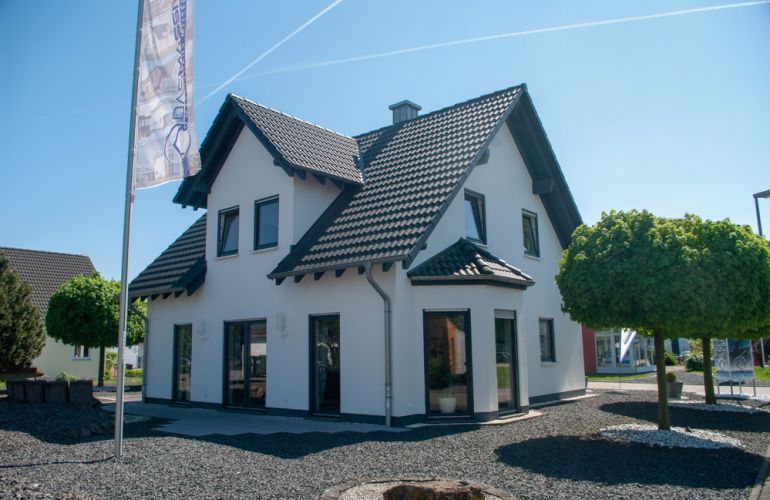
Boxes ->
[686,354,704,371]
[664,351,677,366]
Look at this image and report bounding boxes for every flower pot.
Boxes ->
[438,396,457,414]
[667,381,684,399]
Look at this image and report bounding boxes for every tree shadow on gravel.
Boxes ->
[600,401,770,433]
[495,435,762,489]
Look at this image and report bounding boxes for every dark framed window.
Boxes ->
[173,324,192,402]
[464,190,486,244]
[224,320,267,409]
[218,206,239,257]
[539,318,555,362]
[73,346,90,359]
[522,210,539,257]
[423,310,473,416]
[254,196,279,250]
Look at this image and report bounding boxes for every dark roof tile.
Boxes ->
[0,247,96,314]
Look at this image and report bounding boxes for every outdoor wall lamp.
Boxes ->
[195,319,207,341]
[754,189,770,237]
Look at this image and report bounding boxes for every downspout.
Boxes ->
[364,263,392,427]
[129,303,148,404]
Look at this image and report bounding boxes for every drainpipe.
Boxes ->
[129,303,148,404]
[365,262,392,427]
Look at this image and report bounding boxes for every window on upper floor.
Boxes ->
[218,206,240,257]
[254,196,279,250]
[522,210,540,257]
[464,190,486,244]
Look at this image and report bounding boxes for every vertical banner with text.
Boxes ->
[134,0,200,188]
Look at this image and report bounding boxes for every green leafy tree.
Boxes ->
[557,210,710,430]
[677,215,770,404]
[46,273,145,385]
[0,254,46,372]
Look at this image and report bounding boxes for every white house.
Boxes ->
[129,85,585,425]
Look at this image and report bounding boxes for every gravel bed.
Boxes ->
[1,391,769,499]
[670,401,768,414]
[601,423,743,449]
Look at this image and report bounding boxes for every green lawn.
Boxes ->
[586,372,654,382]
[0,380,5,390]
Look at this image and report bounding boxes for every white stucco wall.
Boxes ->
[34,336,100,380]
[407,124,585,401]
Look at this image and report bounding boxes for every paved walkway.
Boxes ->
[103,402,406,436]
[589,381,770,397]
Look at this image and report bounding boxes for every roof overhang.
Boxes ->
[409,275,532,290]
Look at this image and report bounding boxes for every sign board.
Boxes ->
[715,338,754,383]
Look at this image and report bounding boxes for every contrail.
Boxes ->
[218,0,770,84]
[198,0,343,104]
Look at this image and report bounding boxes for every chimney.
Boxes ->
[388,100,421,124]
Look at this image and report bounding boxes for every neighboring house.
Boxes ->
[582,326,690,375]
[130,85,586,425]
[0,247,99,379]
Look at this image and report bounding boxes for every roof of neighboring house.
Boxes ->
[407,238,535,289]
[0,247,96,314]
[174,95,363,208]
[128,215,207,299]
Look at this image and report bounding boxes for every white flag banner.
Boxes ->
[619,329,636,362]
[134,0,200,188]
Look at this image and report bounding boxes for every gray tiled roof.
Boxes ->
[0,247,96,314]
[230,95,363,185]
[270,86,523,277]
[407,238,534,288]
[129,215,206,298]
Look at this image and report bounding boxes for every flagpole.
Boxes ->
[115,0,145,459]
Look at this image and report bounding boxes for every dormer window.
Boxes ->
[464,190,486,244]
[218,206,239,257]
[522,210,540,257]
[254,196,279,250]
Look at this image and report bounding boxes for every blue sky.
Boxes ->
[1,0,768,280]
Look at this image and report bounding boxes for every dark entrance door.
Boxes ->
[173,324,192,402]
[310,315,340,415]
[495,312,518,414]
[224,320,267,409]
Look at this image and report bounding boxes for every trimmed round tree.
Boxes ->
[680,215,770,404]
[46,273,145,385]
[556,210,709,430]
[0,254,46,372]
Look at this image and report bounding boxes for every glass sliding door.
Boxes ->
[424,311,472,416]
[225,320,266,409]
[495,312,518,413]
[310,315,341,415]
[173,324,192,402]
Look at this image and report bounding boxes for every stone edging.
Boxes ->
[319,477,515,499]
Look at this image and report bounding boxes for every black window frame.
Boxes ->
[254,196,279,251]
[464,190,487,244]
[522,209,540,257]
[217,206,240,257]
[539,318,556,363]
[173,323,193,403]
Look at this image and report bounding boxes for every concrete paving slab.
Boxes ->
[103,402,407,435]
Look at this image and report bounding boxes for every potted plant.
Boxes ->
[666,371,683,399]
[438,372,457,414]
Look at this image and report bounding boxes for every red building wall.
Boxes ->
[582,325,596,374]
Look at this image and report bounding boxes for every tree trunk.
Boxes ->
[702,337,716,404]
[653,328,670,430]
[98,346,105,387]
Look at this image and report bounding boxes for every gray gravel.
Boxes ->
[1,391,769,499]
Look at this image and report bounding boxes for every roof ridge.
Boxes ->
[0,246,93,261]
[229,94,355,141]
[353,84,524,139]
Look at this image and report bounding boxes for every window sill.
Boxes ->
[216,253,239,260]
[523,253,542,261]
[540,361,557,366]
[252,245,278,254]
[72,358,92,361]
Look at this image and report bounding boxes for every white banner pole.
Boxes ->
[115,0,145,459]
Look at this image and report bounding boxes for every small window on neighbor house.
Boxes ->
[522,210,540,257]
[464,191,486,244]
[73,346,90,359]
[218,207,239,257]
[539,319,555,362]
[254,196,279,250]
